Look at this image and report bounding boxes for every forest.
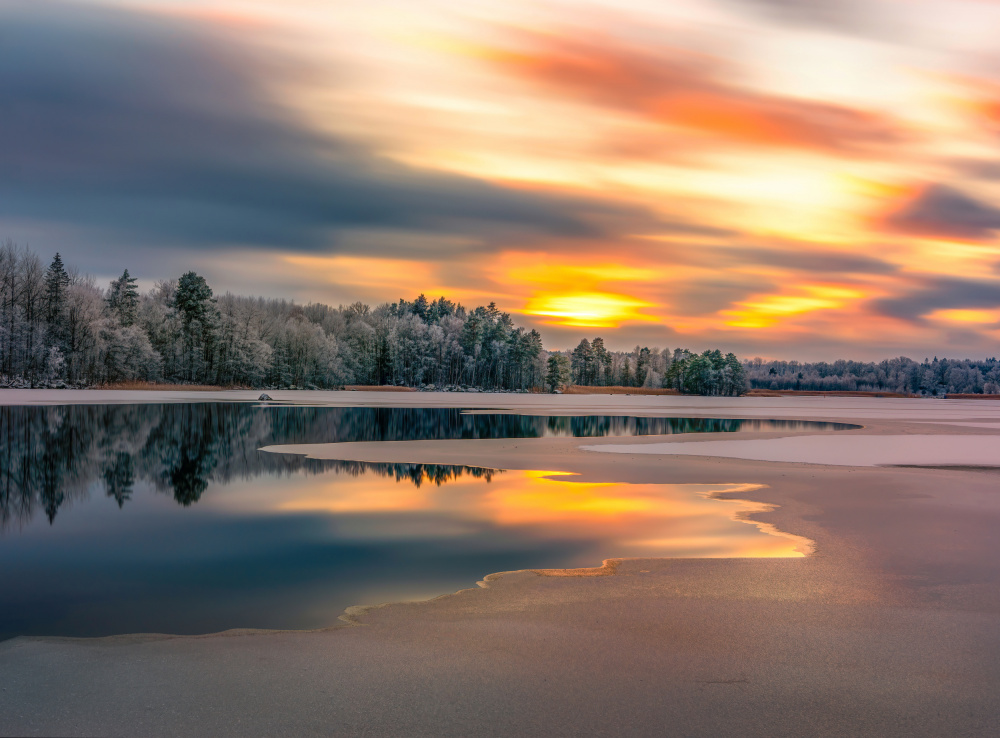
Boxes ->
[0,243,545,391]
[4,243,999,396]
[744,356,1000,395]
[556,338,747,396]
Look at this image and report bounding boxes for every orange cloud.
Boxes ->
[477,33,904,154]
[722,284,868,328]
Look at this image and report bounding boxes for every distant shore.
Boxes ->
[4,381,996,400]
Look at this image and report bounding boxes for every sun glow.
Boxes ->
[927,308,1000,325]
[723,285,867,329]
[523,292,658,328]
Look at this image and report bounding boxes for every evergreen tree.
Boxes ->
[571,338,593,385]
[44,253,70,323]
[636,346,651,387]
[411,293,429,319]
[591,337,610,385]
[173,272,217,382]
[546,354,571,392]
[106,269,140,326]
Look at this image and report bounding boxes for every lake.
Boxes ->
[0,403,848,639]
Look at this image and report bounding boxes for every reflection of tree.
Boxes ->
[0,403,851,529]
[103,452,135,508]
[323,460,496,488]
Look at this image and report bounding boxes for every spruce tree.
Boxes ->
[44,252,69,323]
[107,269,140,326]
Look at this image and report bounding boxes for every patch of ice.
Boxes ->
[581,434,1000,467]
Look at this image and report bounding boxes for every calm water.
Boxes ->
[0,404,845,640]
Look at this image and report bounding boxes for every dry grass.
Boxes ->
[944,393,1000,400]
[562,385,681,395]
[343,385,417,392]
[92,381,228,391]
[746,389,915,398]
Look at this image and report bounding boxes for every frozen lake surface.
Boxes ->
[0,403,838,639]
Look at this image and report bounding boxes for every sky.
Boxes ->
[5,0,1000,359]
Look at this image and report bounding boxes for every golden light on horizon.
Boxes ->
[927,308,1000,325]
[722,285,867,329]
[523,291,659,328]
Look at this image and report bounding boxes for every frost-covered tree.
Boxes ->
[106,269,140,327]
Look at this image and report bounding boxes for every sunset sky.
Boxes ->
[5,0,1000,358]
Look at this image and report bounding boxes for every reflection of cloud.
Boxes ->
[479,33,903,154]
[0,1,662,258]
[882,184,1000,241]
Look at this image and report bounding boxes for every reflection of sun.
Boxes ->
[267,469,807,557]
[524,292,657,327]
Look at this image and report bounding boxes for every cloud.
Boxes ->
[669,279,778,317]
[481,33,903,154]
[952,159,1000,181]
[718,244,897,274]
[718,0,875,34]
[0,1,670,257]
[873,277,1000,323]
[882,184,1000,241]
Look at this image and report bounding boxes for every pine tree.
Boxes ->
[591,337,610,385]
[44,252,70,323]
[546,354,571,392]
[571,338,593,385]
[107,269,140,326]
[173,272,217,381]
[636,347,651,387]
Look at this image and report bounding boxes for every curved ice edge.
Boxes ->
[5,479,813,645]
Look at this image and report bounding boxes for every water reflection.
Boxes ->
[0,466,806,640]
[0,403,850,529]
[0,403,829,639]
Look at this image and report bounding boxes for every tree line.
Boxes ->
[549,339,748,396]
[0,243,544,391]
[745,356,1000,395]
[17,244,994,397]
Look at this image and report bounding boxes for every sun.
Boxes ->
[523,292,658,328]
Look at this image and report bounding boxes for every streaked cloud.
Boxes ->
[5,0,1000,359]
[0,1,664,257]
[475,32,905,154]
[882,185,1000,241]
[874,277,1000,324]
[718,0,878,34]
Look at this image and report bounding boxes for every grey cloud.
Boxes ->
[719,0,875,34]
[952,159,1000,181]
[635,242,896,276]
[718,245,897,275]
[0,1,674,257]
[668,279,776,317]
[873,277,1000,323]
[884,185,1000,241]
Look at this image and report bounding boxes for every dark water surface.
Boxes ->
[0,404,848,639]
